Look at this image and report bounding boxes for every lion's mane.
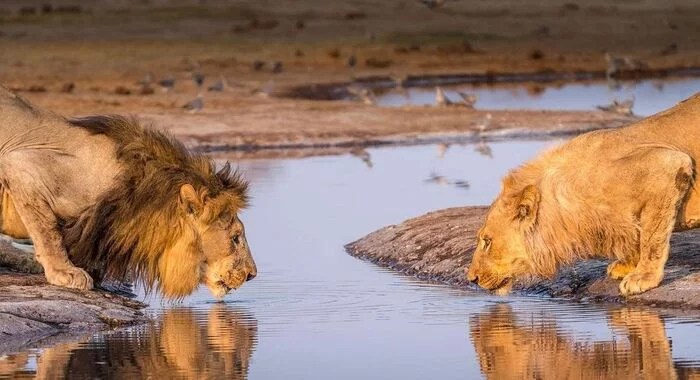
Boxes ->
[502,138,642,277]
[62,116,249,295]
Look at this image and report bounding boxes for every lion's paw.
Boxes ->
[607,260,635,280]
[46,266,94,290]
[619,270,662,296]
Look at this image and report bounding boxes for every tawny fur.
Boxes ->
[468,93,700,296]
[62,116,249,297]
[0,86,255,298]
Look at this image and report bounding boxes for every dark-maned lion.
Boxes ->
[468,93,700,296]
[0,86,256,298]
[0,305,257,379]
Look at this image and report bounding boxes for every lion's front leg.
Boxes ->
[10,192,93,290]
[619,150,693,296]
[607,260,636,280]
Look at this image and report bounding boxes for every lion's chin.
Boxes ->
[205,280,243,299]
[207,283,231,299]
[491,278,514,296]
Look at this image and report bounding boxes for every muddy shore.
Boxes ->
[0,0,699,350]
[0,241,146,353]
[346,207,700,309]
[0,0,696,158]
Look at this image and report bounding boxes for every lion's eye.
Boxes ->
[482,237,492,250]
[232,234,241,245]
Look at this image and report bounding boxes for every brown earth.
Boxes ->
[0,0,696,157]
[346,207,700,309]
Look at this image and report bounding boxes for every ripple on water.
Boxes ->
[5,133,700,378]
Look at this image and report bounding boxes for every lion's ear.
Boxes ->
[517,185,540,223]
[179,184,203,215]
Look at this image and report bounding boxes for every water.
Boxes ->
[376,78,700,116]
[5,140,700,379]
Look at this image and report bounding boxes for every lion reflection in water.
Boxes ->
[470,304,700,380]
[0,305,257,379]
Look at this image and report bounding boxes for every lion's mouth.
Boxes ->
[491,278,514,296]
[216,281,232,291]
[204,279,236,299]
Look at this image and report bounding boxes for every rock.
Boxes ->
[0,241,146,353]
[346,206,700,308]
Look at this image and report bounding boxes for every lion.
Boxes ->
[469,304,680,379]
[0,85,256,298]
[467,93,700,296]
[8,305,257,379]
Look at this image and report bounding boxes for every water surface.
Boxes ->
[5,141,700,379]
[377,78,700,116]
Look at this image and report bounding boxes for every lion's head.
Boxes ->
[64,116,257,299]
[467,150,636,295]
[167,176,256,299]
[466,175,541,295]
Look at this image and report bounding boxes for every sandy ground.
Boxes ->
[346,207,700,309]
[0,1,696,156]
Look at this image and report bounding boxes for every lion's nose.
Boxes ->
[466,267,479,284]
[246,272,256,281]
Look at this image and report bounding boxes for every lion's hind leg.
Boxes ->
[619,148,694,296]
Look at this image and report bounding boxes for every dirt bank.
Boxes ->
[345,207,700,308]
[2,0,700,90]
[146,101,637,153]
[5,88,636,156]
[0,1,694,157]
[0,241,146,354]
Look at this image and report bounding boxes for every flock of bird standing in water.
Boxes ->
[137,49,638,117]
[140,50,640,193]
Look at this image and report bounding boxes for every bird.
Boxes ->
[652,80,665,92]
[435,86,453,107]
[596,97,634,115]
[604,52,648,79]
[664,16,678,30]
[350,148,373,168]
[347,55,357,68]
[390,73,407,88]
[475,140,493,158]
[437,143,450,159]
[346,85,376,105]
[182,94,203,113]
[137,73,153,86]
[452,180,470,190]
[158,76,176,92]
[660,43,678,56]
[271,61,284,73]
[251,80,275,98]
[604,52,624,79]
[475,113,493,134]
[457,92,477,108]
[418,0,446,9]
[425,172,449,186]
[253,60,265,71]
[208,76,228,92]
[192,72,205,88]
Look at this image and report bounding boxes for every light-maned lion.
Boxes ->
[0,86,256,298]
[467,93,700,296]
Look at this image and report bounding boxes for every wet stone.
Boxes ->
[0,242,146,353]
[346,206,700,308]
